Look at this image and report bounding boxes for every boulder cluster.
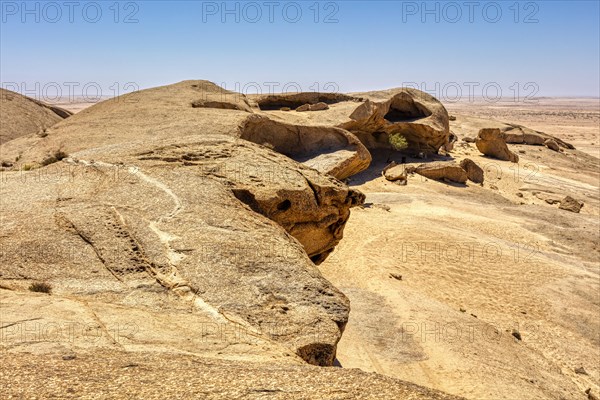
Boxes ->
[0,81,458,368]
[0,80,583,383]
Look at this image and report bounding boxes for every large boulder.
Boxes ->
[476,128,519,163]
[383,163,408,182]
[452,115,574,149]
[0,88,72,145]
[239,114,371,180]
[0,81,367,367]
[409,161,468,183]
[339,88,450,154]
[0,135,357,366]
[460,158,484,183]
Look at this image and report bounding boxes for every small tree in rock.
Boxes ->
[387,133,409,163]
[389,133,408,151]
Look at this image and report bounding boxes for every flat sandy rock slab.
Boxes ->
[0,134,363,366]
[0,290,299,363]
[0,351,465,400]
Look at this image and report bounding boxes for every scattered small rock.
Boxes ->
[389,273,403,281]
[559,196,584,213]
[62,354,76,361]
[296,104,310,112]
[534,192,562,204]
[516,192,524,198]
[586,388,599,400]
[369,204,390,212]
[460,307,466,313]
[511,330,522,341]
[280,107,291,112]
[449,115,457,121]
[575,366,588,375]
[490,184,498,190]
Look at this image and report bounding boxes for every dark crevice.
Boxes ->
[296,343,336,366]
[384,99,432,123]
[257,93,360,111]
[277,200,292,211]
[232,188,263,214]
[384,109,425,123]
[304,178,321,207]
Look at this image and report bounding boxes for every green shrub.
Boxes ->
[389,133,408,151]
[29,282,52,294]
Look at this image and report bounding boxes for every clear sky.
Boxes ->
[1,0,599,100]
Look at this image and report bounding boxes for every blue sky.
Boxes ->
[1,1,599,99]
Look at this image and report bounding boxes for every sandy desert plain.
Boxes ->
[0,83,598,400]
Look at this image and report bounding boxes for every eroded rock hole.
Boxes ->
[277,200,291,211]
[384,98,432,123]
[296,343,336,366]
